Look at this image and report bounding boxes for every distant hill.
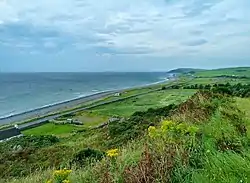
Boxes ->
[167,68,205,74]
[194,67,250,78]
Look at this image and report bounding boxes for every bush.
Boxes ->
[161,86,166,90]
[124,121,200,183]
[0,135,59,153]
[70,148,105,168]
[107,104,176,147]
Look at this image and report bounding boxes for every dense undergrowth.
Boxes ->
[184,83,250,98]
[2,88,250,183]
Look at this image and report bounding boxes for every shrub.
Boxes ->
[0,135,59,153]
[46,169,72,183]
[107,104,176,147]
[70,148,105,168]
[216,136,243,153]
[161,86,166,90]
[123,120,200,183]
[0,136,62,179]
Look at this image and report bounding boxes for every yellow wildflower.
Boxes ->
[161,120,174,132]
[176,123,188,133]
[62,180,71,183]
[46,180,53,183]
[148,126,157,138]
[107,148,119,157]
[53,169,72,182]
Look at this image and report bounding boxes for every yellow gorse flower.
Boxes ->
[62,180,71,183]
[53,169,72,176]
[148,120,199,139]
[148,126,157,138]
[53,169,72,183]
[107,148,119,157]
[161,120,174,132]
[46,180,53,183]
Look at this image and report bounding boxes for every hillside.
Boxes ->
[167,68,205,74]
[1,67,250,183]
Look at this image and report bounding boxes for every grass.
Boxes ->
[23,112,107,136]
[3,94,250,183]
[15,92,250,183]
[236,98,250,119]
[71,112,108,128]
[90,89,196,117]
[22,123,84,136]
[183,76,250,86]
[2,68,250,183]
[194,67,250,78]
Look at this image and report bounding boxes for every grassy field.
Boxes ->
[194,67,250,77]
[23,112,108,136]
[186,77,250,85]
[22,123,84,136]
[23,88,196,136]
[90,89,196,117]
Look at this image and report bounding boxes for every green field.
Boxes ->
[23,89,195,135]
[195,67,250,77]
[90,89,196,117]
[23,123,84,136]
[23,112,108,136]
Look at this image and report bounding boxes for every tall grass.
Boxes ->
[3,92,250,183]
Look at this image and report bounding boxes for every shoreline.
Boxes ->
[0,79,169,126]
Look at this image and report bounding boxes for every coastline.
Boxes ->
[0,78,169,126]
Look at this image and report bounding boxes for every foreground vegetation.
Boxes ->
[1,67,250,183]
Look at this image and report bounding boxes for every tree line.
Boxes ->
[167,83,250,98]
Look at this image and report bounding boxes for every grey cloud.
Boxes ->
[182,39,208,46]
[182,0,223,17]
[92,45,154,55]
[189,30,203,35]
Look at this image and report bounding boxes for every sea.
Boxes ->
[0,72,168,119]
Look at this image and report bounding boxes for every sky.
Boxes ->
[0,0,250,72]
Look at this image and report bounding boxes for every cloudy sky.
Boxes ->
[0,0,250,72]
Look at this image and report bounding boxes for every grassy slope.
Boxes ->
[195,67,250,77]
[90,89,196,117]
[6,91,250,183]
[2,67,250,183]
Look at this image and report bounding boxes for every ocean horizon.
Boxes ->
[0,72,168,119]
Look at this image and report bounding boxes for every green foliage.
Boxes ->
[212,83,250,97]
[50,169,72,183]
[0,135,60,178]
[107,104,176,147]
[216,136,244,153]
[0,135,59,152]
[184,82,250,98]
[70,148,105,168]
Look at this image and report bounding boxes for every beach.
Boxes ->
[0,90,115,125]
